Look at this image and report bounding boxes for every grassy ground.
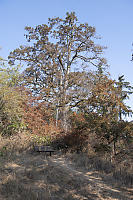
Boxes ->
[0,133,133,200]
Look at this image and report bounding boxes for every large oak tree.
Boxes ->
[9,12,107,130]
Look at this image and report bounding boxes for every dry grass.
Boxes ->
[66,151,133,187]
[0,131,32,155]
[0,132,133,200]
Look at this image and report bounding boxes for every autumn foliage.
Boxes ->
[22,89,61,144]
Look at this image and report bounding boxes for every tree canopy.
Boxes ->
[9,12,107,130]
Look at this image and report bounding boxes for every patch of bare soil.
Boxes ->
[0,151,132,200]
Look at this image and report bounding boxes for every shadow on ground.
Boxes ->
[0,150,133,200]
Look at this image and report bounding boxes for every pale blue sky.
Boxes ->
[0,0,133,118]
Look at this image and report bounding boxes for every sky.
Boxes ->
[0,0,133,119]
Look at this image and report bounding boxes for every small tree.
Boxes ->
[115,75,133,120]
[0,60,24,135]
[22,88,60,145]
[77,74,133,156]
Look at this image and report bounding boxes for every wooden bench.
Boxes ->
[33,145,55,156]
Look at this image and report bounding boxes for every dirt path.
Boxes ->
[48,156,133,200]
[0,152,132,200]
